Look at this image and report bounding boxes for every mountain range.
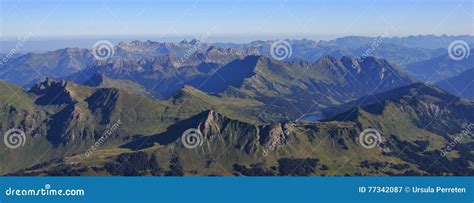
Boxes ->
[405,49,474,82]
[435,68,474,100]
[2,81,473,176]
[66,54,414,122]
[1,35,473,176]
[2,35,473,89]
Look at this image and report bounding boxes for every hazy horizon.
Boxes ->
[2,0,472,37]
[2,33,474,54]
[2,0,473,53]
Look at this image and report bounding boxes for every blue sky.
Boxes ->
[0,0,473,41]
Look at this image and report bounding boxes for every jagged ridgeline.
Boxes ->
[67,55,414,121]
[0,36,473,176]
[1,78,473,176]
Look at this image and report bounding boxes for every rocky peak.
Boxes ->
[340,55,361,72]
[192,109,293,151]
[129,40,145,46]
[313,55,340,67]
[356,56,390,70]
[189,39,199,45]
[259,123,288,149]
[30,77,67,94]
[199,110,225,137]
[30,77,73,105]
[246,47,261,55]
[205,46,225,54]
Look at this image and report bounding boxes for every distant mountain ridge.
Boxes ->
[67,54,414,121]
[405,49,473,82]
[435,68,474,99]
[0,48,93,86]
[2,35,472,87]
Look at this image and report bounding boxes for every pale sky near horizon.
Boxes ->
[1,0,473,41]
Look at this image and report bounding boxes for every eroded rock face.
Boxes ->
[30,77,74,105]
[46,103,93,145]
[176,110,295,156]
[259,123,287,150]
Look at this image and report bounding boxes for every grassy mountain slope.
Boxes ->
[10,83,473,176]
[220,55,415,120]
[0,79,270,173]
